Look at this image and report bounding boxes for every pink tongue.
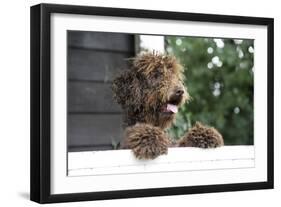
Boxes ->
[167,104,178,113]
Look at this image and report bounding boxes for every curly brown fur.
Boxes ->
[122,123,171,159]
[112,52,223,159]
[112,52,189,129]
[178,122,224,148]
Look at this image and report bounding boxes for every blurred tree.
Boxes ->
[166,37,254,145]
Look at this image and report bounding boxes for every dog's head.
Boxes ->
[112,52,189,128]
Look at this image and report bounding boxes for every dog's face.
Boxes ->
[112,52,189,128]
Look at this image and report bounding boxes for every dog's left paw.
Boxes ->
[178,122,224,148]
[122,123,170,160]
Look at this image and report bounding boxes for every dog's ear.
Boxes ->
[112,70,142,110]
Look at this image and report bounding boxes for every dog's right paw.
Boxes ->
[122,123,170,160]
[178,122,224,148]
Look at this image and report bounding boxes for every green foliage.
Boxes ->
[166,37,254,145]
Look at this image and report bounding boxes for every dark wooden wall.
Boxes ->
[67,31,135,152]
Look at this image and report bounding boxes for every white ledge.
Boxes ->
[68,146,255,176]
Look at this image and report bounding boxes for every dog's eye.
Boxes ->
[136,73,142,80]
[152,71,162,79]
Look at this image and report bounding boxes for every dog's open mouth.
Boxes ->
[160,95,183,115]
[161,103,178,114]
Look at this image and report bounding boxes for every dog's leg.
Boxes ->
[122,123,171,160]
[178,122,224,148]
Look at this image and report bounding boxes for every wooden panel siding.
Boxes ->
[68,114,123,151]
[68,82,122,113]
[67,31,135,152]
[68,49,131,81]
[68,31,135,52]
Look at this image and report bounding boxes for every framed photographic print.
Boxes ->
[30,3,274,203]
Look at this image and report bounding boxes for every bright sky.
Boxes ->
[140,35,165,52]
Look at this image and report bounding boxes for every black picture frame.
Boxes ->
[30,3,274,204]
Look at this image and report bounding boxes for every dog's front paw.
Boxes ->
[178,122,224,148]
[123,123,170,159]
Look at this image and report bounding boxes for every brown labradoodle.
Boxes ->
[112,52,223,159]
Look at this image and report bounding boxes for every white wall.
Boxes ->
[0,0,279,206]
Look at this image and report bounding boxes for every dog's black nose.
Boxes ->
[175,89,184,96]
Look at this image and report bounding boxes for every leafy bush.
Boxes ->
[166,37,254,145]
